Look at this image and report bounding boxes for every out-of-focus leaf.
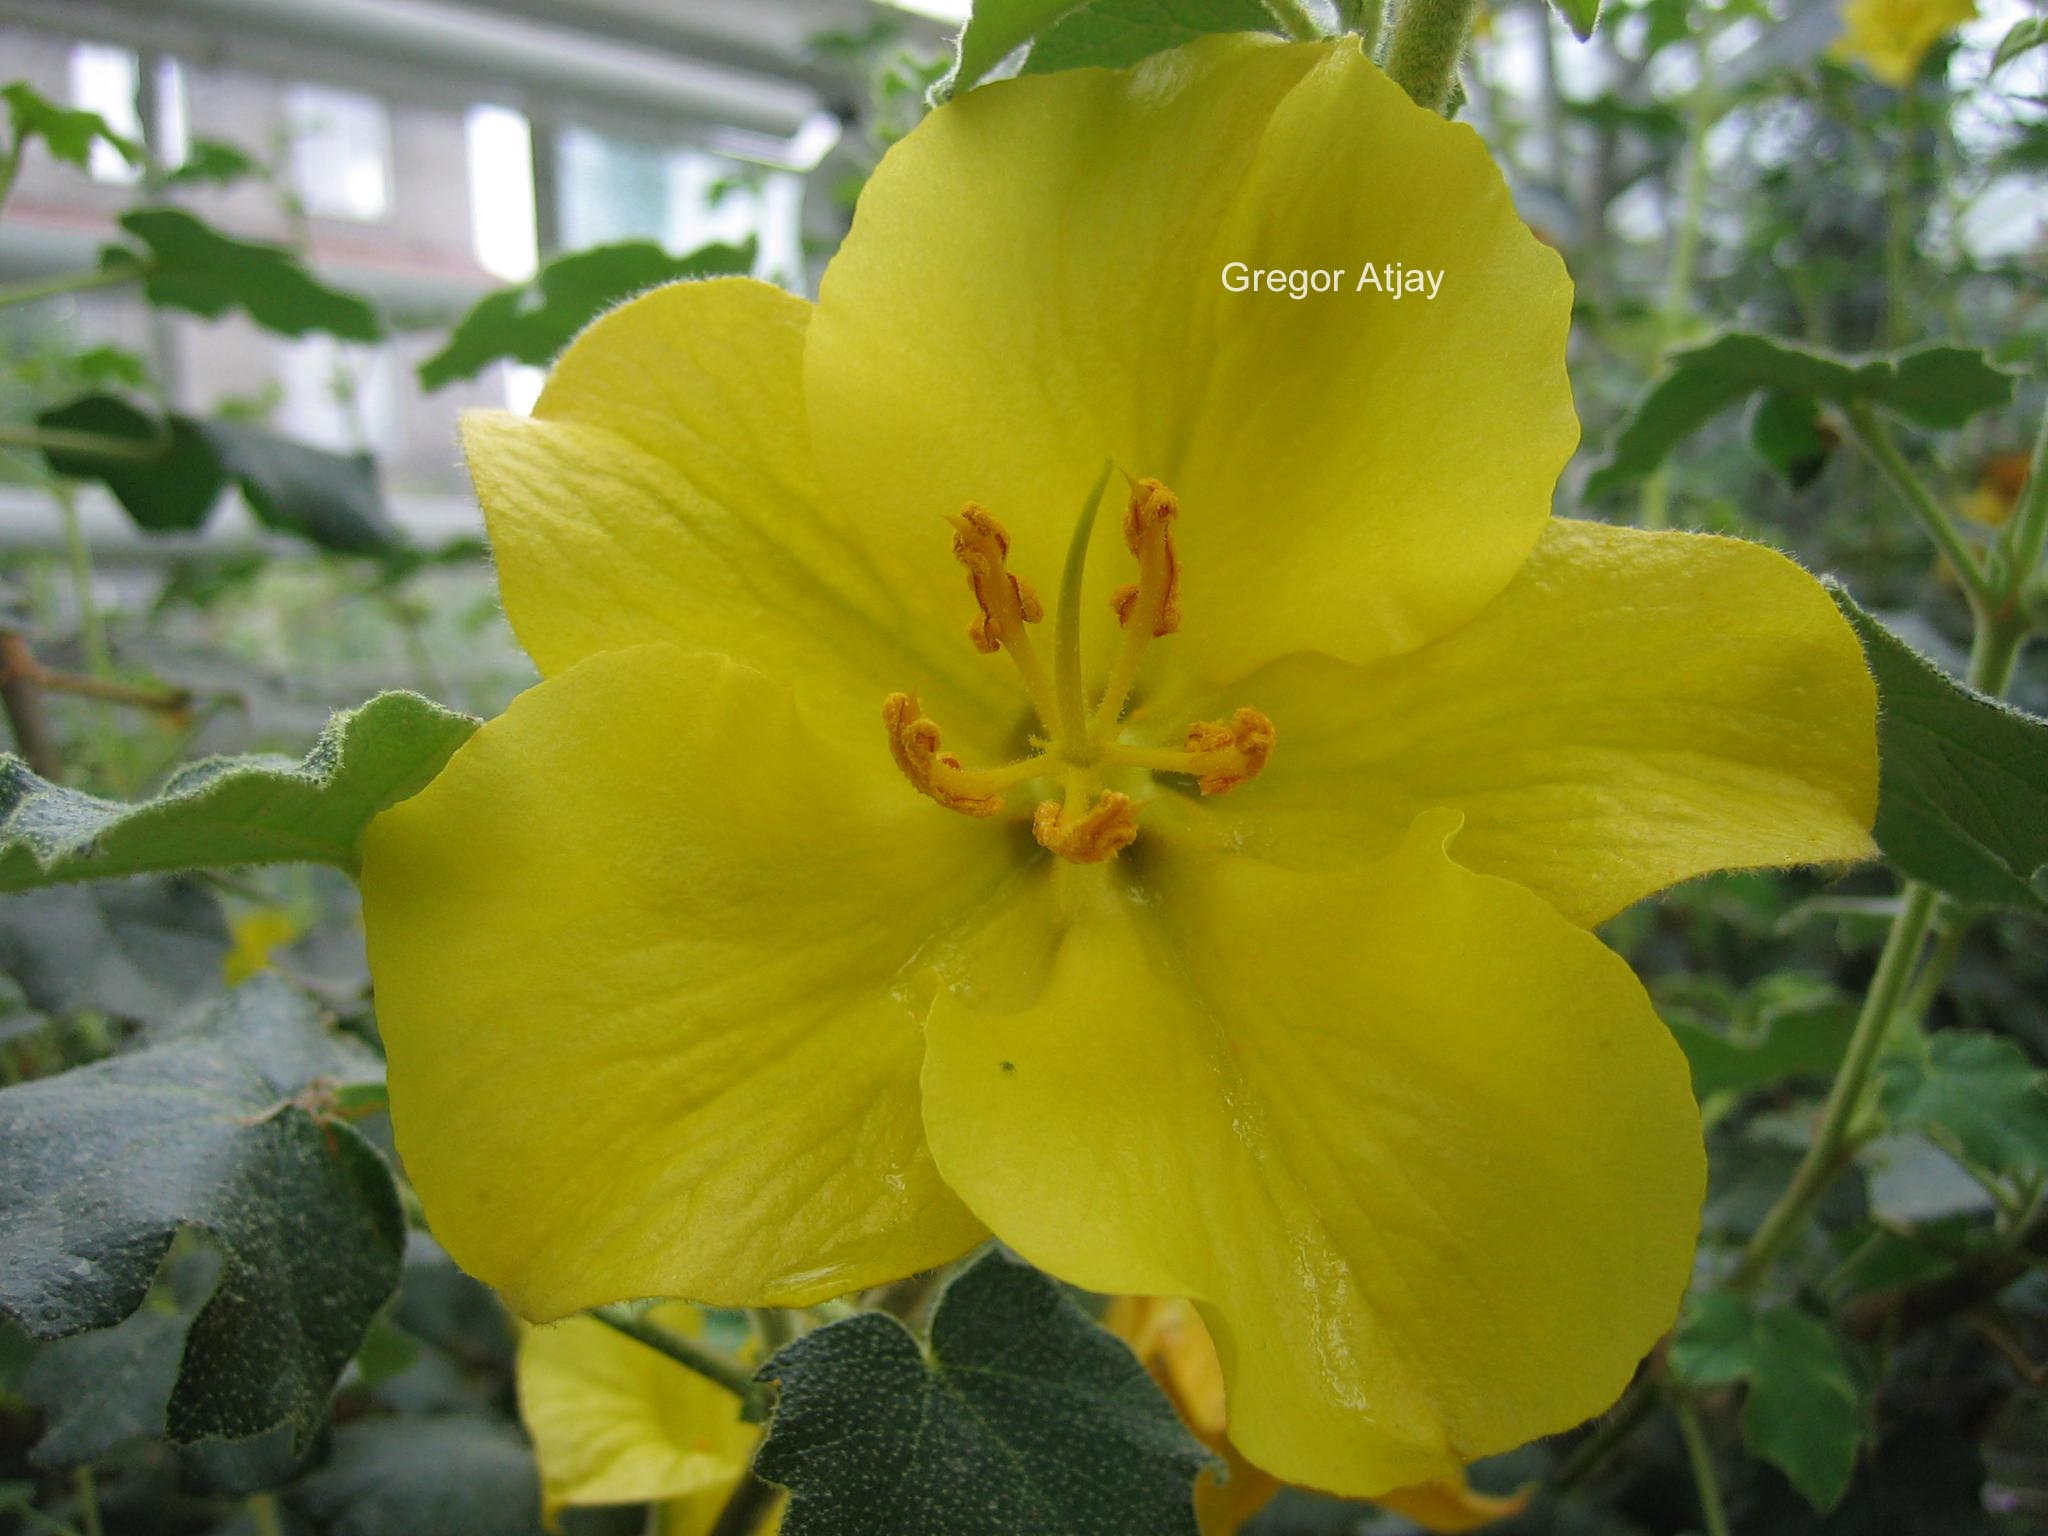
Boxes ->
[36,391,401,553]
[288,1416,544,1536]
[111,208,382,341]
[2,82,140,170]
[36,393,225,532]
[0,875,229,1020]
[1665,984,1856,1100]
[1587,336,2016,497]
[1833,589,2048,914]
[0,691,477,891]
[756,1250,1212,1535]
[1551,0,1603,41]
[0,978,404,1447]
[416,239,754,390]
[1671,1293,1865,1511]
[1878,1031,2048,1179]
[1023,0,1285,74]
[1747,388,1835,489]
[196,417,400,555]
[1992,16,2048,71]
[161,137,263,188]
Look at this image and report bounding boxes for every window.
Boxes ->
[285,84,391,221]
[465,104,537,282]
[68,43,142,184]
[66,47,187,182]
[555,129,805,283]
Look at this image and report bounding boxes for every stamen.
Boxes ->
[949,505,1060,732]
[883,692,1052,817]
[950,506,1044,653]
[1032,789,1140,863]
[1092,477,1182,738]
[1104,708,1275,795]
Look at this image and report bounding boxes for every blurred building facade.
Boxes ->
[0,0,931,504]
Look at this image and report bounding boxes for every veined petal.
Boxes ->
[465,277,1013,750]
[362,644,990,1318]
[1164,519,1877,926]
[921,814,1704,1495]
[517,1305,755,1523]
[807,35,1576,685]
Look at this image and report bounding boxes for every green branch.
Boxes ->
[592,1305,765,1412]
[0,261,148,310]
[1262,0,1325,40]
[1841,401,1997,616]
[1384,0,1485,110]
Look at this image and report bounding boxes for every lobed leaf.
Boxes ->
[1671,1292,1865,1511]
[0,978,404,1447]
[1832,588,2048,914]
[755,1250,1212,1535]
[1992,16,2048,72]
[1878,1031,2048,1180]
[1585,334,2016,498]
[0,691,476,892]
[110,207,383,341]
[0,876,229,1020]
[3,81,140,171]
[1551,0,1603,41]
[416,239,754,390]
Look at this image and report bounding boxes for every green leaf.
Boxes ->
[2,82,140,171]
[36,393,225,532]
[946,2,1092,96]
[0,977,405,1447]
[1992,16,2048,72]
[288,1416,544,1536]
[1878,1031,2048,1180]
[1551,0,1602,41]
[1832,589,2048,913]
[0,876,229,1020]
[161,137,264,189]
[1746,388,1834,489]
[1022,0,1286,74]
[0,691,476,892]
[21,1245,221,1469]
[1585,335,2017,499]
[112,208,383,341]
[1664,979,1856,1100]
[756,1250,1212,1535]
[416,239,753,390]
[1671,1293,1865,1511]
[196,417,399,554]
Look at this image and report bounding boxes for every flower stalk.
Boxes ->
[1384,0,1486,110]
[592,1305,765,1413]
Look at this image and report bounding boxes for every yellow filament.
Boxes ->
[1104,708,1276,795]
[883,692,1053,817]
[1092,476,1182,738]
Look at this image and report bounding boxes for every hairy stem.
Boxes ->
[1384,0,1485,110]
[1842,402,1996,616]
[1262,0,1325,40]
[0,261,148,310]
[1670,1388,1733,1536]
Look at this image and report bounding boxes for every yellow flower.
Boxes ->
[1961,451,2030,528]
[1831,0,1977,86]
[518,1305,781,1534]
[361,35,1876,1499]
[223,907,302,986]
[1106,1295,1529,1534]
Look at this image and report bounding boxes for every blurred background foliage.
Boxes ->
[0,0,2044,1533]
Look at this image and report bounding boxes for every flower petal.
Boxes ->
[517,1305,753,1522]
[921,813,1704,1495]
[806,35,1576,681]
[1165,519,1877,926]
[362,644,990,1318]
[464,276,1014,749]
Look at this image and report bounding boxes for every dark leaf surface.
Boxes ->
[0,978,404,1446]
[113,208,383,341]
[0,875,228,1019]
[756,1251,1211,1536]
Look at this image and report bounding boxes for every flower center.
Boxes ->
[882,469,1273,863]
